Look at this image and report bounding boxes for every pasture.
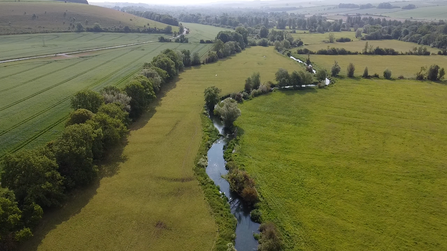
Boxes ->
[0,2,171,34]
[234,78,447,250]
[295,54,447,78]
[0,33,214,159]
[20,46,301,250]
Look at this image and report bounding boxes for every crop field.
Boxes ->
[182,22,232,43]
[234,78,447,250]
[294,54,447,78]
[0,33,162,60]
[19,46,302,250]
[388,5,447,20]
[0,2,171,34]
[0,35,214,159]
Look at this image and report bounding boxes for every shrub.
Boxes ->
[347,63,355,78]
[398,75,405,79]
[275,68,290,87]
[331,61,341,77]
[427,65,439,81]
[250,209,262,223]
[258,222,283,251]
[383,69,392,79]
[70,90,104,113]
[372,73,380,78]
[214,98,241,130]
[66,109,94,126]
[362,67,369,78]
[204,86,221,111]
[315,69,327,81]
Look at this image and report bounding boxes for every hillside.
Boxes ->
[0,2,173,35]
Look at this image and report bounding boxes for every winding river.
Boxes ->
[206,114,260,251]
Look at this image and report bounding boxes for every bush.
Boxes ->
[250,209,262,223]
[227,169,258,204]
[70,90,104,113]
[315,69,327,81]
[204,86,221,111]
[383,69,392,79]
[258,222,283,251]
[347,63,355,78]
[214,98,241,130]
[362,67,369,78]
[66,109,94,126]
[275,68,290,87]
[331,61,341,77]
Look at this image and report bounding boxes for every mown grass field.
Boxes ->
[389,5,447,20]
[20,46,303,250]
[294,54,447,78]
[182,22,232,43]
[0,2,171,34]
[0,33,215,159]
[234,78,447,250]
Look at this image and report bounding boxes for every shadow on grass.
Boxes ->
[279,87,318,96]
[130,76,179,131]
[18,139,129,251]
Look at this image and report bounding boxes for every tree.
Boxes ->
[151,54,177,80]
[124,81,151,119]
[100,86,131,112]
[427,64,445,81]
[331,61,341,77]
[71,90,104,113]
[97,103,130,126]
[328,33,335,43]
[244,77,252,92]
[383,69,392,79]
[66,109,94,126]
[362,67,369,78]
[191,52,201,66]
[439,67,445,80]
[204,86,221,111]
[75,22,84,32]
[0,189,33,250]
[258,222,283,251]
[356,29,362,38]
[1,148,65,207]
[259,26,269,38]
[299,71,314,85]
[290,71,302,88]
[52,123,100,188]
[214,98,241,129]
[251,72,261,90]
[347,63,355,78]
[87,112,128,151]
[181,49,191,67]
[275,68,290,87]
[315,69,327,81]
[92,23,102,32]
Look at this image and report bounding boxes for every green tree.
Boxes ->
[251,72,261,90]
[70,90,104,113]
[181,49,191,67]
[92,23,102,32]
[162,49,184,73]
[87,112,128,151]
[328,33,335,43]
[214,98,241,129]
[66,109,94,127]
[331,61,341,77]
[75,22,84,32]
[204,86,221,111]
[347,63,355,78]
[299,71,314,85]
[0,189,32,249]
[53,124,100,188]
[383,69,392,79]
[362,67,369,78]
[275,68,290,87]
[244,77,252,92]
[191,52,201,66]
[259,26,269,38]
[1,148,65,207]
[100,86,131,112]
[290,71,302,88]
[151,54,177,80]
[356,29,362,38]
[124,81,151,119]
[315,69,327,81]
[97,103,130,126]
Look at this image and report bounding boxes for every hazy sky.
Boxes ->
[88,0,254,5]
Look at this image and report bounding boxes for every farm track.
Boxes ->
[0,58,90,94]
[0,42,167,157]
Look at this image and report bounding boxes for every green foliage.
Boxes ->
[227,169,258,205]
[328,33,335,43]
[250,72,261,90]
[75,22,84,32]
[88,112,128,152]
[331,61,341,77]
[191,52,201,66]
[426,64,445,81]
[204,86,221,110]
[70,90,104,113]
[275,68,290,87]
[347,63,355,78]
[383,69,392,79]
[315,69,327,81]
[52,123,100,189]
[214,98,241,129]
[66,109,94,127]
[363,67,369,78]
[290,71,302,87]
[151,54,177,80]
[299,71,314,85]
[100,86,131,112]
[1,147,65,207]
[250,209,262,223]
[124,79,155,119]
[258,222,283,251]
[97,103,130,127]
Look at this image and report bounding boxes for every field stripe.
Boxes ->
[0,61,52,80]
[0,58,89,93]
[0,43,166,157]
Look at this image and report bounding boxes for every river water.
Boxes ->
[206,114,260,251]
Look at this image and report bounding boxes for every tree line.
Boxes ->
[0,48,189,250]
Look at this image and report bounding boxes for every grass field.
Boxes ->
[0,33,216,159]
[234,78,447,250]
[19,46,303,250]
[0,2,171,34]
[183,22,231,43]
[388,5,447,20]
[294,54,447,78]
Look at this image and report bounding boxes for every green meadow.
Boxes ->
[234,78,447,250]
[21,47,302,250]
[0,33,215,159]
[295,54,447,78]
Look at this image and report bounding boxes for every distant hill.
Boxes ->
[0,2,174,35]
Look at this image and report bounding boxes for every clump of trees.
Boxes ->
[416,65,445,81]
[0,48,187,249]
[214,98,241,130]
[204,86,221,111]
[257,222,284,251]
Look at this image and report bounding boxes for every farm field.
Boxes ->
[234,78,447,250]
[0,34,214,159]
[182,22,232,43]
[295,54,447,78]
[388,5,447,20]
[20,46,302,250]
[0,33,161,60]
[0,2,170,34]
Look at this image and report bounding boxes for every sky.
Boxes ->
[88,0,261,5]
